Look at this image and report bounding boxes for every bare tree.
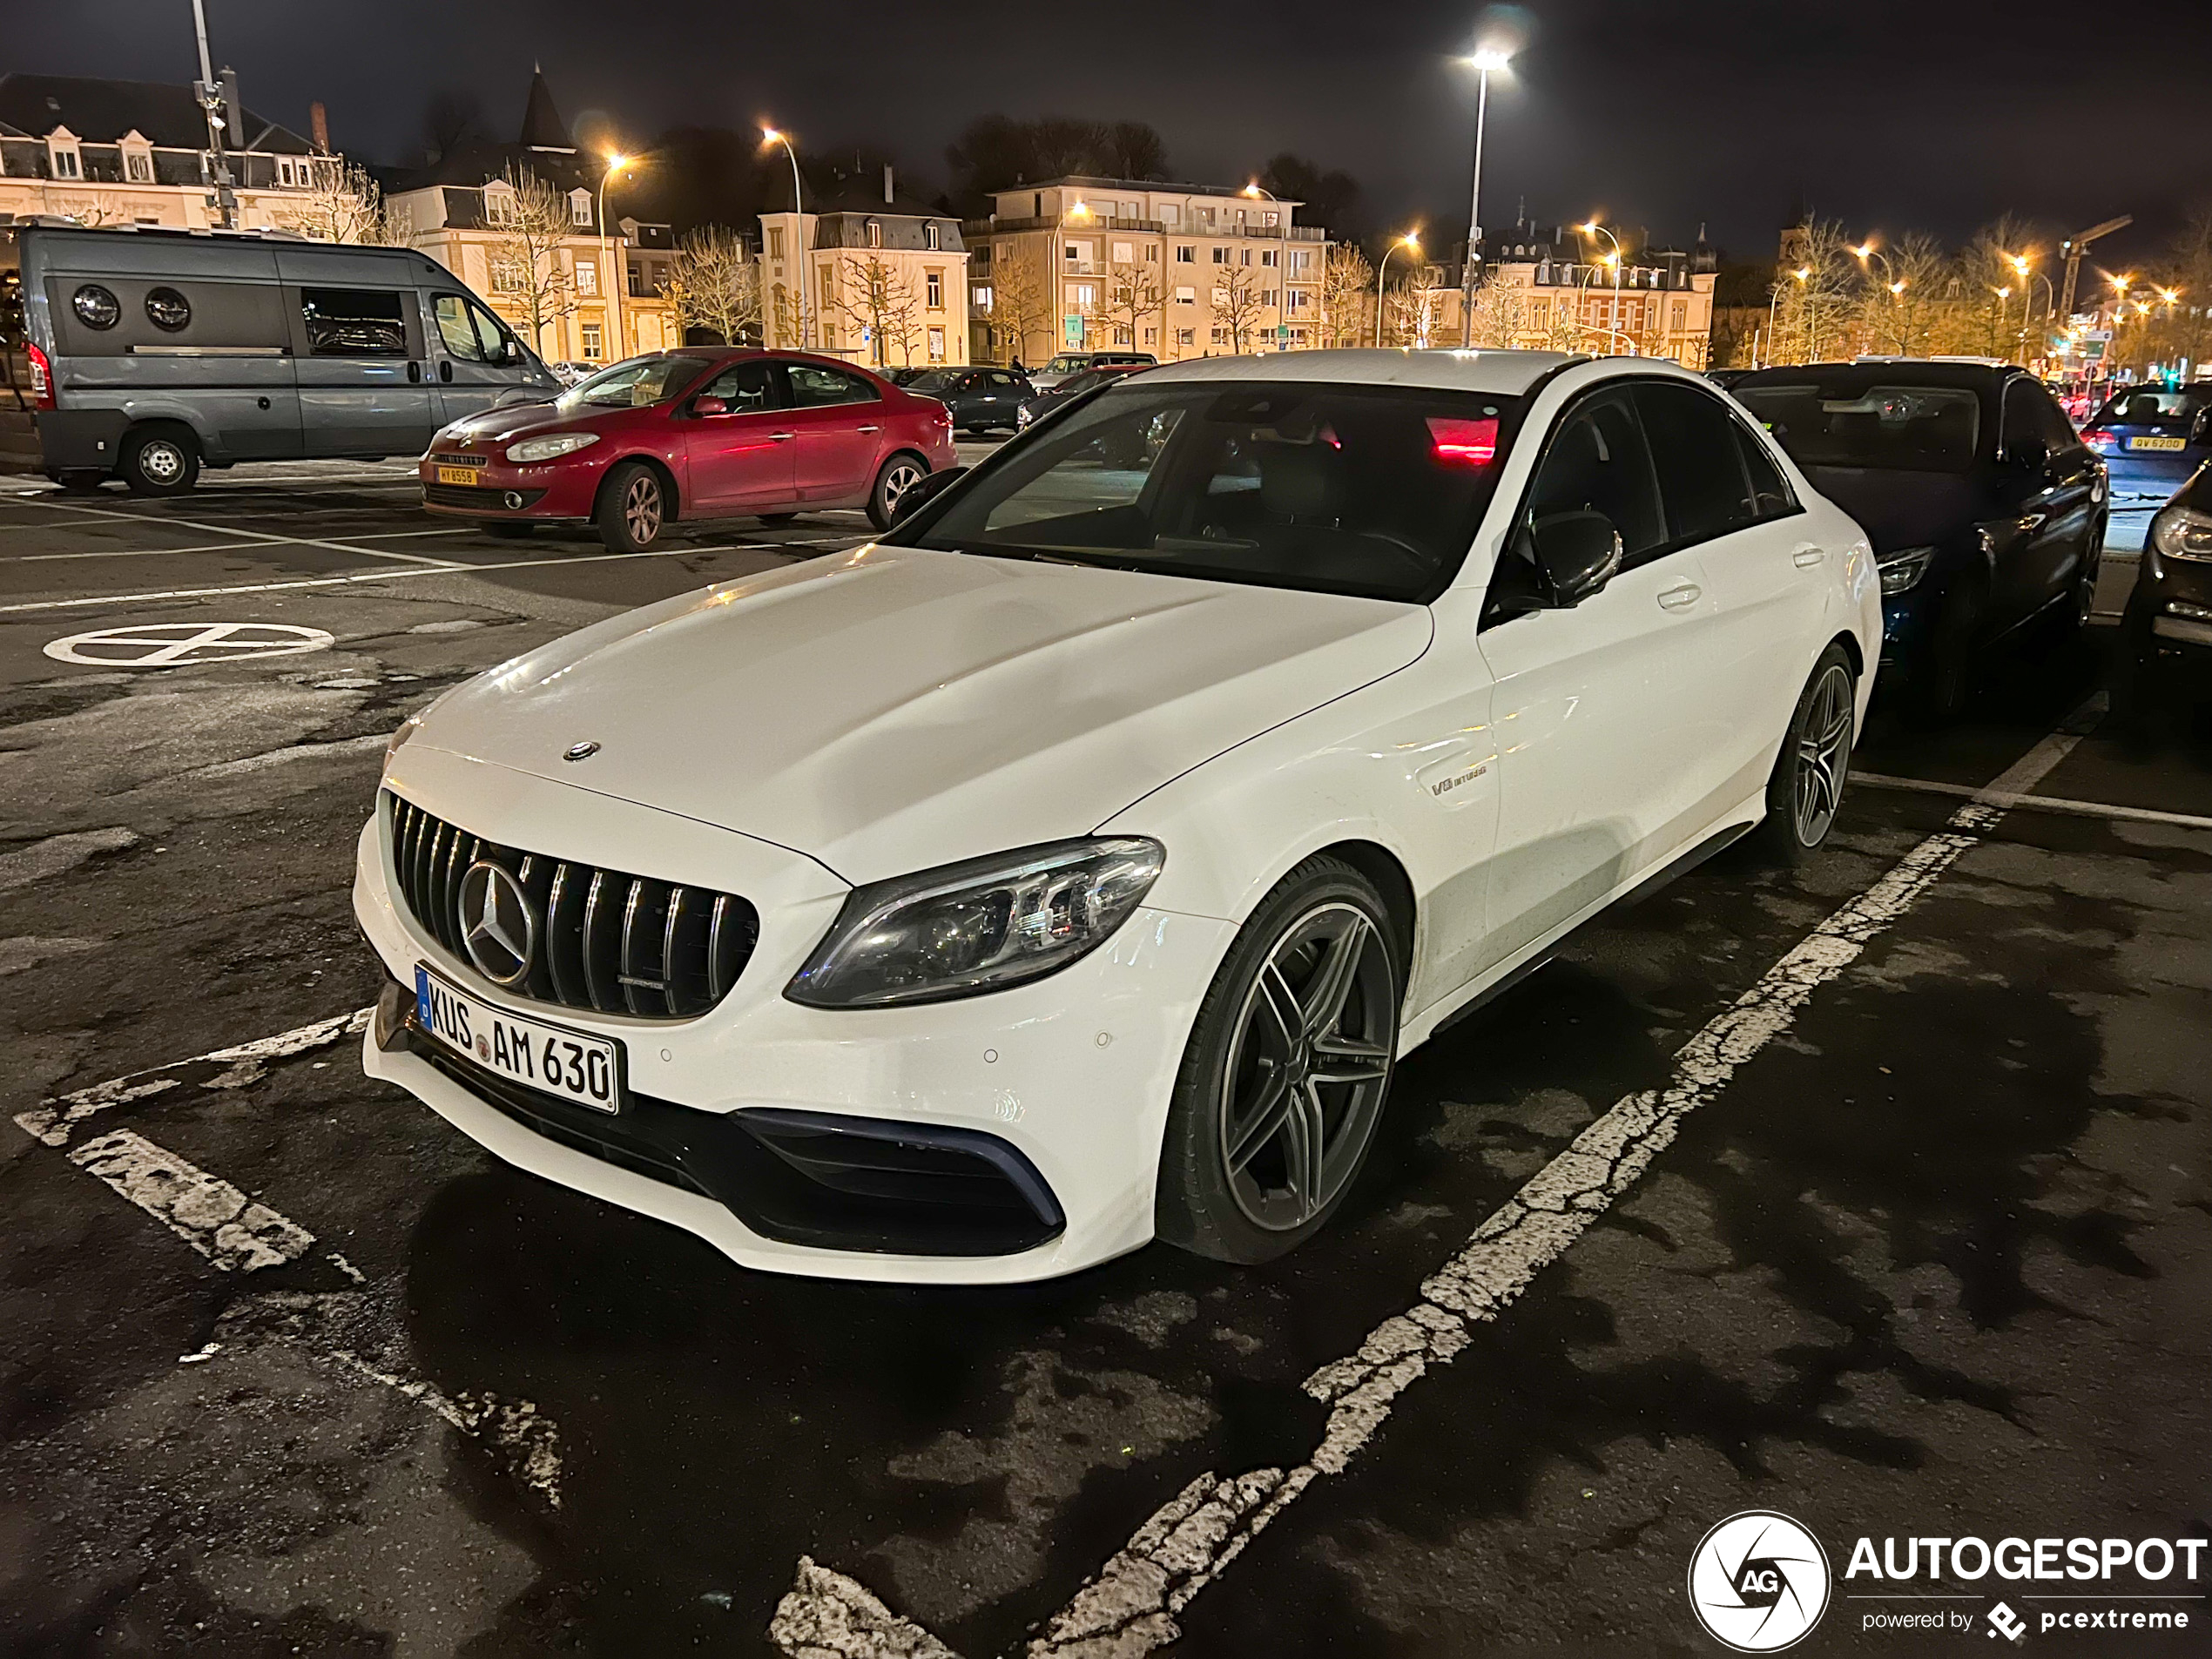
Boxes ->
[275,160,409,246]
[485,166,580,356]
[1462,276,1531,348]
[1097,260,1164,352]
[1315,243,1372,347]
[1210,264,1267,354]
[981,254,1052,366]
[663,228,760,346]
[825,254,921,367]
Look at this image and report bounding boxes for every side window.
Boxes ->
[465,296,519,365]
[988,370,1018,388]
[702,361,779,413]
[430,293,488,362]
[1633,381,1757,548]
[786,364,879,408]
[2028,384,2077,452]
[300,287,409,358]
[1736,425,1797,518]
[1524,388,1667,567]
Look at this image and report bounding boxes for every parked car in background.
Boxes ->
[1734,361,2106,718]
[362,347,1877,1283]
[2119,463,2212,711]
[548,361,597,387]
[418,347,954,550]
[0,221,557,494]
[902,365,1033,434]
[2079,381,2212,503]
[1706,368,1755,390]
[1027,349,1157,392]
[884,367,931,387]
[1015,361,1147,429]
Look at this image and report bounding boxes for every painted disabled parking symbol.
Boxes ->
[43,621,336,669]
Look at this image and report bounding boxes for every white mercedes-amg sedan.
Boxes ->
[357,348,1878,1283]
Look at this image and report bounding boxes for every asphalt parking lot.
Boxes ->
[1,462,2206,1657]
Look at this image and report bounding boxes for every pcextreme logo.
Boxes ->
[1688,1510,1833,1652]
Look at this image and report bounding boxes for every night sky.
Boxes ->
[15,0,2211,266]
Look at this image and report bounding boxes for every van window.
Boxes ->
[300,287,408,357]
[430,293,489,362]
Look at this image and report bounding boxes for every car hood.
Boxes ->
[435,400,591,448]
[415,546,1433,884]
[1799,465,1984,554]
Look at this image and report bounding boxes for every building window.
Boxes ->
[581,323,603,360]
[767,226,785,260]
[926,270,943,309]
[1211,326,1228,345]
[1261,289,1278,307]
[125,150,152,184]
[1176,246,1195,263]
[1670,300,1687,331]
[1143,327,1157,345]
[1259,249,1278,267]
[628,263,644,297]
[1111,240,1133,264]
[924,222,941,251]
[490,260,524,294]
[1174,285,1195,304]
[973,284,994,310]
[1070,284,1096,308]
[1176,327,1195,346]
[927,325,945,361]
[48,135,82,179]
[1211,246,1229,265]
[570,190,592,226]
[1161,204,1180,226]
[575,258,597,296]
[1240,248,1252,266]
[1143,245,1158,263]
[867,219,882,248]
[1264,212,1278,227]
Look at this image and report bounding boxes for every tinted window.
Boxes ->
[2000,382,2046,457]
[1635,381,1757,546]
[909,381,1523,604]
[1737,426,1795,516]
[1525,388,1666,565]
[1737,381,1981,472]
[2090,387,2208,431]
[2027,386,2077,451]
[559,354,713,408]
[300,287,408,357]
[906,369,959,395]
[700,361,779,413]
[786,364,879,408]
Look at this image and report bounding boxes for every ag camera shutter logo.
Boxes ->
[1688,1510,1831,1651]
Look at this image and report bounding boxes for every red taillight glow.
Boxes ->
[2082,427,2115,453]
[1426,415,1499,466]
[26,341,55,410]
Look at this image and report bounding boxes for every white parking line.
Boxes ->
[0,541,780,614]
[4,496,462,565]
[771,698,2107,1659]
[67,1127,318,1271]
[4,527,478,564]
[1853,771,2212,832]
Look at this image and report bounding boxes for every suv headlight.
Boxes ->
[786,838,1165,1008]
[504,432,600,463]
[1877,545,1937,595]
[2150,504,2212,562]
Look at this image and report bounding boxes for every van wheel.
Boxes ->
[595,462,667,553]
[1756,644,1857,865]
[119,428,199,496]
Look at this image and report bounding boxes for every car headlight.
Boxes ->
[1877,545,1937,595]
[383,688,455,772]
[504,432,600,463]
[2150,504,2212,562]
[786,837,1165,1008]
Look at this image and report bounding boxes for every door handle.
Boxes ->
[407,360,421,383]
[1791,544,1824,568]
[770,432,796,442]
[439,361,453,383]
[857,424,880,433]
[1657,583,1703,610]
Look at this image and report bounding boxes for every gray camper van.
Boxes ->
[0,221,561,494]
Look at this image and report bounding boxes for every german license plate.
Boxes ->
[415,963,623,1113]
[2129,435,2186,452]
[435,464,482,486]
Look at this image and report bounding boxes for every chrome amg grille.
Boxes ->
[385,792,759,1020]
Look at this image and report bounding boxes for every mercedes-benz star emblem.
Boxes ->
[563,740,600,762]
[457,860,536,987]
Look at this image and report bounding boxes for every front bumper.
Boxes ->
[355,745,1234,1283]
[418,453,603,520]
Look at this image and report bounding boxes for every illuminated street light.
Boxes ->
[1582,220,1626,347]
[597,152,636,357]
[1376,231,1420,347]
[1244,183,1293,352]
[762,125,808,346]
[1453,45,1513,347]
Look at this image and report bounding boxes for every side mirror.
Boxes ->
[888,464,967,528]
[692,395,728,416]
[1528,509,1622,607]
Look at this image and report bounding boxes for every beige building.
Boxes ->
[0,72,334,232]
[388,71,675,367]
[1406,223,1718,367]
[963,176,1327,366]
[759,166,969,369]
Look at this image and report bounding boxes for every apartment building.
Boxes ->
[963,176,1325,366]
[0,72,332,232]
[388,71,675,365]
[759,164,969,368]
[1412,221,1718,366]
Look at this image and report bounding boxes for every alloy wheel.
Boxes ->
[624,474,663,543]
[2074,544,2101,626]
[881,460,925,516]
[1217,901,1394,1231]
[1793,662,1854,845]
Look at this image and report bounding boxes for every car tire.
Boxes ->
[118,427,199,496]
[2064,531,2104,633]
[1756,643,1857,865]
[867,453,929,531]
[595,461,667,553]
[1156,855,1401,1264]
[482,522,536,540]
[755,512,799,527]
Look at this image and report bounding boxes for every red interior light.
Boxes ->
[1427,415,1498,465]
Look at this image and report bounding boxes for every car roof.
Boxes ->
[1137,347,1587,397]
[1735,359,2020,391]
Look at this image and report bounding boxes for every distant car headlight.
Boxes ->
[786,837,1165,1008]
[504,432,601,463]
[2150,504,2212,562]
[1877,545,1938,595]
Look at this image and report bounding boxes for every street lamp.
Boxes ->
[1766,265,1810,367]
[1581,220,1624,353]
[1376,231,1419,347]
[597,152,634,359]
[762,125,807,347]
[1245,182,1292,352]
[1454,46,1513,349]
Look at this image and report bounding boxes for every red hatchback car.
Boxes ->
[419,348,957,552]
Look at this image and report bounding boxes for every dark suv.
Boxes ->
[903,366,1034,435]
[1732,361,2107,717]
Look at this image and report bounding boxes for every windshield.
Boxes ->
[559,354,715,409]
[1043,354,1090,373]
[1055,368,1127,397]
[904,381,1522,604]
[2090,387,2208,430]
[907,369,961,395]
[1737,381,1982,472]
